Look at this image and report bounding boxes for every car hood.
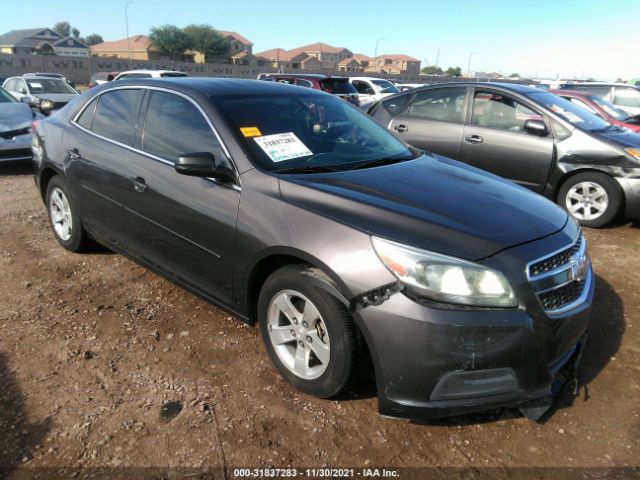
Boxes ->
[595,126,640,147]
[33,93,77,103]
[279,155,568,261]
[0,103,32,132]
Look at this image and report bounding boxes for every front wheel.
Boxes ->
[46,175,92,252]
[258,266,359,398]
[557,172,622,228]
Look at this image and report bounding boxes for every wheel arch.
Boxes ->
[246,248,352,327]
[39,166,63,202]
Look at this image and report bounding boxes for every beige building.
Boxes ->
[90,35,182,61]
[256,42,352,70]
[0,28,89,57]
[364,54,421,75]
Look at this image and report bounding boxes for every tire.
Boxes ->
[258,265,358,398]
[45,175,92,252]
[557,172,622,228]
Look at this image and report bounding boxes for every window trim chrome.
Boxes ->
[70,85,240,192]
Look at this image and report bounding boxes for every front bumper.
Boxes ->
[354,226,594,420]
[0,134,32,163]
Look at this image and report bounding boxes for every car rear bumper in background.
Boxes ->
[354,270,593,420]
[615,175,640,219]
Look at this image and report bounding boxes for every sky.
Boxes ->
[1,0,639,80]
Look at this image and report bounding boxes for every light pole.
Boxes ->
[125,1,133,64]
[467,51,477,78]
[374,38,385,71]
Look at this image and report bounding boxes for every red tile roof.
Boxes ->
[376,54,420,62]
[353,53,372,62]
[255,48,297,61]
[217,30,252,46]
[288,42,349,55]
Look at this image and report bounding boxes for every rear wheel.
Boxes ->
[46,175,92,252]
[558,172,622,228]
[258,266,358,398]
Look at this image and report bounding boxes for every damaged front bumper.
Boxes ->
[352,227,594,421]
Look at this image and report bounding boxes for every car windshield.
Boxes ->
[215,93,416,172]
[526,91,611,132]
[372,79,400,94]
[590,95,633,121]
[318,79,357,95]
[0,88,16,103]
[26,78,76,94]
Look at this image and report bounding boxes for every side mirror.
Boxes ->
[20,96,32,104]
[524,119,548,136]
[175,151,237,184]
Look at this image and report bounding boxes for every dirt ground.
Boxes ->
[0,165,639,480]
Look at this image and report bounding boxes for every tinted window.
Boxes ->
[118,73,152,79]
[573,85,611,97]
[526,91,611,132]
[142,91,221,162]
[371,79,400,94]
[472,90,541,131]
[319,79,357,94]
[382,94,411,115]
[76,97,99,129]
[567,97,597,115]
[0,88,16,103]
[407,88,466,124]
[613,87,640,108]
[353,80,374,94]
[295,79,313,88]
[159,72,187,77]
[92,89,142,146]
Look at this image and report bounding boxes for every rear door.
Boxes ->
[387,86,467,159]
[352,79,376,104]
[123,89,240,305]
[67,88,145,245]
[460,88,554,193]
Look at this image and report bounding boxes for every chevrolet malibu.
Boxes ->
[32,78,593,420]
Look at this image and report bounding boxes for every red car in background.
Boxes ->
[551,89,640,132]
[258,73,360,107]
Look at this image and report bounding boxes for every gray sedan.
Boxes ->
[0,87,35,163]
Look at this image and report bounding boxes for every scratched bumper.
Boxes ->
[353,226,594,420]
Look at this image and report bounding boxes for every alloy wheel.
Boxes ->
[49,187,73,241]
[565,181,609,221]
[267,290,331,380]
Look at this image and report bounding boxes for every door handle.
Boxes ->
[68,148,80,160]
[131,176,148,193]
[393,124,408,133]
[464,134,483,144]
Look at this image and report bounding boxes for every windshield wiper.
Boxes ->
[349,156,414,170]
[274,165,338,174]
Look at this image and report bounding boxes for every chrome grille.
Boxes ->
[527,234,590,315]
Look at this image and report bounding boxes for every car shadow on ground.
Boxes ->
[0,350,51,477]
[0,162,33,176]
[409,274,624,427]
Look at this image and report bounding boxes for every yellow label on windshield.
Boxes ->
[240,127,262,137]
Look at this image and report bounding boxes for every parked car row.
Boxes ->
[32,77,593,422]
[2,74,79,115]
[367,82,640,228]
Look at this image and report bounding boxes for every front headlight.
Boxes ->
[39,99,55,111]
[372,237,517,308]
[625,147,640,161]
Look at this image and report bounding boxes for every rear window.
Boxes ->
[160,72,188,77]
[319,79,357,94]
[91,89,143,146]
[381,94,411,115]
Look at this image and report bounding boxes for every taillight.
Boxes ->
[32,119,39,132]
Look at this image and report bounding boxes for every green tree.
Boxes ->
[183,24,229,61]
[509,72,520,78]
[445,66,462,77]
[83,34,104,46]
[53,21,71,37]
[71,27,80,39]
[421,65,443,75]
[149,25,192,63]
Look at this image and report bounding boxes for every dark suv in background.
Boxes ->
[368,82,640,228]
[259,73,360,107]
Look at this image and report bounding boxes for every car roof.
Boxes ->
[349,77,393,82]
[411,81,543,94]
[9,75,65,81]
[117,69,184,75]
[549,89,593,98]
[563,82,638,88]
[263,73,347,80]
[96,77,329,98]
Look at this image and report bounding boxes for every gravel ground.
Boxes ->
[0,166,639,480]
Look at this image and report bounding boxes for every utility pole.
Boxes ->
[374,38,385,72]
[467,51,477,77]
[125,1,133,64]
[435,48,440,67]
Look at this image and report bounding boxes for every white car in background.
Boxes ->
[349,77,400,107]
[395,83,426,92]
[113,70,188,80]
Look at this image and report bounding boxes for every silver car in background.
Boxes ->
[2,75,78,115]
[0,87,37,163]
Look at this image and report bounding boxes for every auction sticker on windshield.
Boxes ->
[254,132,312,162]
